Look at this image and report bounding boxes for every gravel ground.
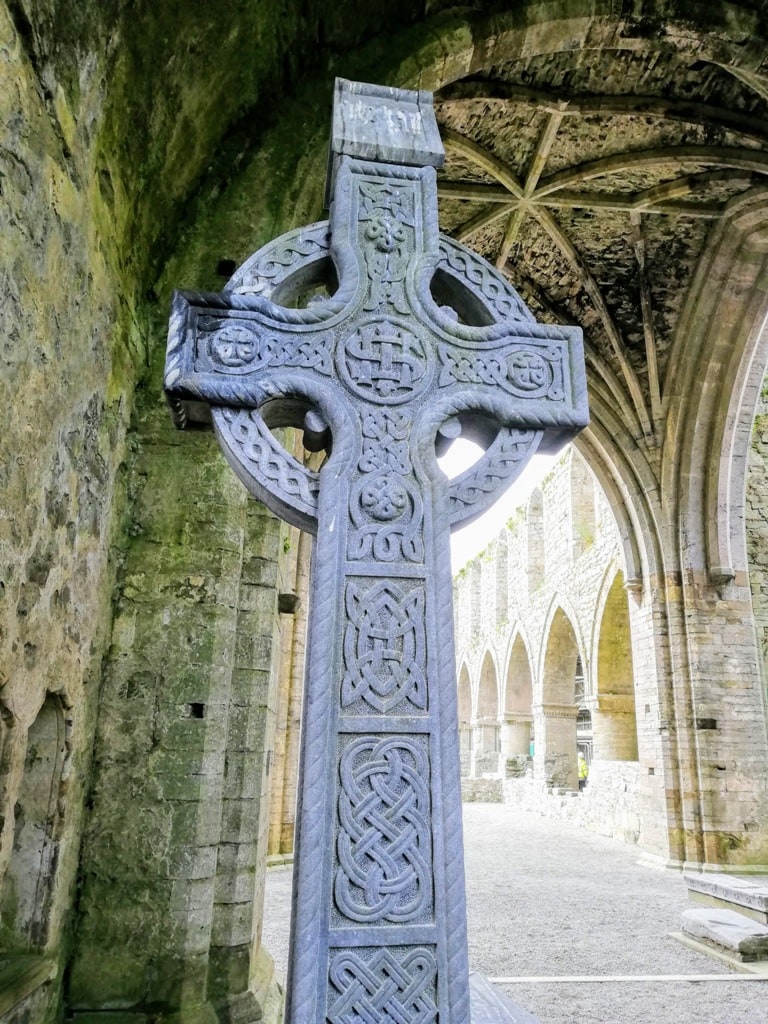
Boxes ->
[262,802,768,1024]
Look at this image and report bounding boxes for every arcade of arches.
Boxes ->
[2,2,768,1021]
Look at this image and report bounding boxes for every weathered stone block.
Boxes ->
[169,845,218,881]
[681,907,768,960]
[210,901,255,948]
[67,951,147,1010]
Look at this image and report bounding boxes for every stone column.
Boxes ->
[534,703,579,790]
[472,718,502,775]
[500,713,532,756]
[587,694,638,761]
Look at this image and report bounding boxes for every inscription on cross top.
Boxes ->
[165,78,587,1024]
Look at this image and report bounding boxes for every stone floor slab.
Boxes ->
[681,907,768,961]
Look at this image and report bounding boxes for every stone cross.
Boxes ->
[165,78,587,1024]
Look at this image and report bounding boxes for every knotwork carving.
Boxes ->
[214,407,320,510]
[348,473,424,562]
[359,409,411,475]
[335,736,432,923]
[342,581,426,713]
[437,237,533,325]
[359,179,415,315]
[197,316,333,375]
[350,407,422,561]
[228,223,331,299]
[437,341,565,401]
[327,948,437,1024]
[338,318,428,404]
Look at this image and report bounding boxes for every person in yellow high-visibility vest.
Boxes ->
[578,751,589,792]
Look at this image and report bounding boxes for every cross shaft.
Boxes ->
[165,78,588,1023]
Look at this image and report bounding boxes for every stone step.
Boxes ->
[684,872,768,924]
[681,907,768,962]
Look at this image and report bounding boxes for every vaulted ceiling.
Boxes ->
[433,50,768,446]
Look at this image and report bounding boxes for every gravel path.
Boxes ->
[262,803,768,1023]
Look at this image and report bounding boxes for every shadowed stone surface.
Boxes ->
[165,78,587,1023]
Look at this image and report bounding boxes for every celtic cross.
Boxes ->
[165,79,587,1024]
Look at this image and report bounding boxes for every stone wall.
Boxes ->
[66,344,292,1019]
[0,7,142,1019]
[454,428,768,866]
[747,377,768,696]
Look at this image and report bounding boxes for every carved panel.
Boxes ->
[359,409,411,475]
[338,318,429,404]
[437,341,565,401]
[348,474,424,563]
[357,178,416,316]
[195,315,333,375]
[327,947,438,1024]
[334,735,433,925]
[342,580,427,714]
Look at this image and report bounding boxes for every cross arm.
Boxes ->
[164,289,337,430]
[432,322,588,450]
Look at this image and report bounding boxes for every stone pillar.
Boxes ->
[676,571,768,867]
[587,694,638,761]
[534,703,579,790]
[268,524,311,858]
[67,379,286,1021]
[471,718,502,775]
[500,713,532,757]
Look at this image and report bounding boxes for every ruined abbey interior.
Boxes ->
[3,1,768,1020]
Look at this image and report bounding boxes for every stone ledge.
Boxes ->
[266,853,294,868]
[0,955,57,1017]
[685,872,768,924]
[681,907,768,961]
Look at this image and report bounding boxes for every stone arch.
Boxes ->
[538,604,585,790]
[670,193,768,580]
[502,631,534,759]
[593,570,638,762]
[474,649,500,774]
[1,694,68,949]
[746,366,768,691]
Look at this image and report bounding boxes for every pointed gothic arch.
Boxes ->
[593,569,638,762]
[538,604,585,790]
[474,649,501,774]
[502,631,534,758]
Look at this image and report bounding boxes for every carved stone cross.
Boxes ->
[165,79,587,1024]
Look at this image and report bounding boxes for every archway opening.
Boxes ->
[540,609,581,790]
[595,573,638,761]
[474,651,500,775]
[503,636,534,763]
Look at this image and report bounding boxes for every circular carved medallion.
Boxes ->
[338,317,428,404]
[359,474,409,521]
